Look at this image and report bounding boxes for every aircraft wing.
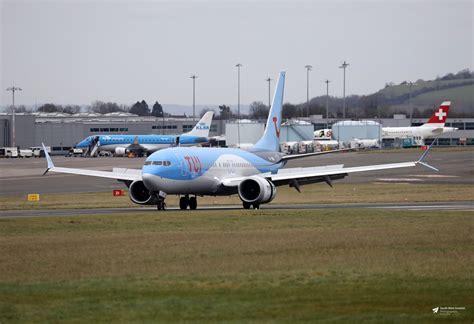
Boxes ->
[279,148,356,162]
[222,141,438,188]
[42,144,142,181]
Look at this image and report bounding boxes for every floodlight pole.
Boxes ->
[324,79,331,128]
[305,65,312,117]
[408,81,416,125]
[190,75,198,122]
[236,63,242,146]
[266,77,272,109]
[339,61,349,119]
[6,86,22,147]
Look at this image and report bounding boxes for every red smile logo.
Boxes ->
[272,116,280,138]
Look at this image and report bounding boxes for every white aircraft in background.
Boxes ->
[382,102,458,143]
[42,71,439,211]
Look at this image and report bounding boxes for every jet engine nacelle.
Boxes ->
[128,180,158,205]
[115,147,128,156]
[238,176,276,205]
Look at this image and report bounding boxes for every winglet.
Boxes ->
[416,139,439,172]
[42,143,54,175]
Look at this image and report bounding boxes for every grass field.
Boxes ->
[1,183,473,211]
[0,209,473,322]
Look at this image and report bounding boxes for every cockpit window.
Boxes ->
[144,161,152,165]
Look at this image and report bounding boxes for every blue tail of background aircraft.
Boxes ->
[252,71,285,152]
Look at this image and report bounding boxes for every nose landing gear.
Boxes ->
[157,200,166,210]
[156,191,167,211]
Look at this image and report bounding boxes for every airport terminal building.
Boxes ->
[0,111,473,153]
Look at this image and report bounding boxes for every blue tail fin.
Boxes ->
[252,71,286,152]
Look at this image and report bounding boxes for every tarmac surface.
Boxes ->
[0,148,473,196]
[0,201,472,219]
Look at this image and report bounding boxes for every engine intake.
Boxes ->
[238,177,276,204]
[128,180,157,205]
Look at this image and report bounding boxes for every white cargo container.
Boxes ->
[4,147,18,158]
[19,149,33,158]
[281,141,299,154]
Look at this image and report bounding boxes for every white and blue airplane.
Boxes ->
[75,111,214,156]
[42,71,438,210]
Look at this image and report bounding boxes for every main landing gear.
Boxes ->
[179,195,198,210]
[242,202,260,210]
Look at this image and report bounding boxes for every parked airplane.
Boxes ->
[381,102,458,144]
[76,111,214,156]
[42,71,438,210]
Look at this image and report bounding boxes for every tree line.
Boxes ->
[30,100,165,117]
[12,68,473,119]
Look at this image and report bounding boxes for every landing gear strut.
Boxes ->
[156,191,167,211]
[179,195,198,210]
[157,200,166,210]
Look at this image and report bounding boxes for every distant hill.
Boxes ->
[306,70,473,118]
[378,78,473,114]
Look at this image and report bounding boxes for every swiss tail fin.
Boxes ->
[185,111,214,137]
[422,101,450,127]
[252,71,286,152]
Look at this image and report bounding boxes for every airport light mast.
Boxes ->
[304,65,312,117]
[6,86,22,148]
[190,75,198,122]
[408,81,417,125]
[236,63,242,146]
[339,60,349,119]
[324,79,331,128]
[266,77,272,110]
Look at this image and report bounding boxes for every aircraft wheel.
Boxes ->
[189,197,197,210]
[243,202,251,209]
[179,196,189,210]
[252,203,260,210]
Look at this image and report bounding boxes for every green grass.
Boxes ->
[0,209,473,322]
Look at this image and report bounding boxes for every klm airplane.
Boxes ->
[42,71,438,210]
[76,111,214,156]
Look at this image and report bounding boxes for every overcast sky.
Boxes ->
[1,0,472,109]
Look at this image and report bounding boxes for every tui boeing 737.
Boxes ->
[42,71,439,210]
[75,111,214,156]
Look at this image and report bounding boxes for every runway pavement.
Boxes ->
[0,148,473,196]
[0,201,472,218]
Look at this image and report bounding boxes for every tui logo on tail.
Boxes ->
[273,117,280,138]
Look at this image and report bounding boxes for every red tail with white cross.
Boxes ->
[425,101,450,126]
